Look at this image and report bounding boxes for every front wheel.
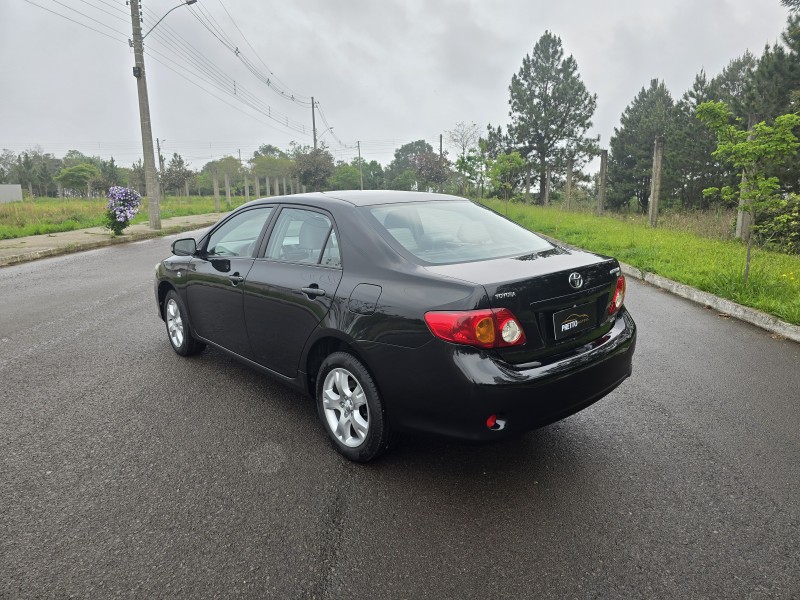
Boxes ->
[164,290,205,356]
[316,352,393,462]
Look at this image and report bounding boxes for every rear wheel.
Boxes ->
[164,290,205,356]
[316,352,393,462]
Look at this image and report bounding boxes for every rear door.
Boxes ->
[243,207,343,377]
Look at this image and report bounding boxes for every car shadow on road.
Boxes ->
[186,347,619,502]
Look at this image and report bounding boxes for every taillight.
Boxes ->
[424,308,526,349]
[609,275,626,315]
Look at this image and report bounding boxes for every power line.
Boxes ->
[23,0,127,43]
[213,0,311,104]
[74,0,129,24]
[181,2,349,150]
[145,51,310,137]
[186,2,312,107]
[24,0,359,159]
[140,9,310,136]
[49,0,128,37]
[91,0,130,16]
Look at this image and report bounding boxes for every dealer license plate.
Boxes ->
[552,302,597,340]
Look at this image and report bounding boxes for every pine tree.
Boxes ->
[608,79,674,212]
[507,31,598,203]
[670,72,737,209]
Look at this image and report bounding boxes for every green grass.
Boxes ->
[4,195,799,326]
[484,199,800,326]
[0,195,248,240]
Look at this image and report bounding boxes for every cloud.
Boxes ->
[0,0,790,168]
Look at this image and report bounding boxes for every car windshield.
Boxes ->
[367,200,553,265]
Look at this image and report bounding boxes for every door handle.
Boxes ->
[301,286,326,298]
[229,274,245,285]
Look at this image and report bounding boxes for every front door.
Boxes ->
[185,206,274,358]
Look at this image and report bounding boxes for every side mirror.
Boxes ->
[171,238,197,256]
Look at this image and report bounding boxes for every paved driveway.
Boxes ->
[1,234,798,599]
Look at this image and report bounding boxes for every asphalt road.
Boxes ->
[1,233,798,600]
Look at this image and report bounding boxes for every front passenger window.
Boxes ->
[206,207,273,257]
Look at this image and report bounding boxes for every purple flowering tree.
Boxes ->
[104,186,142,235]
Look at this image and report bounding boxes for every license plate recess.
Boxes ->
[552,302,597,340]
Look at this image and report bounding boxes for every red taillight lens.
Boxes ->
[424,308,526,349]
[609,275,626,315]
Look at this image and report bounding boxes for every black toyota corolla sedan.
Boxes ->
[155,190,636,462]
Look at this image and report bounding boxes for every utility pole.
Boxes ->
[357,141,364,190]
[129,0,161,229]
[311,96,317,150]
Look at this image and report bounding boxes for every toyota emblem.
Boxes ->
[568,272,583,289]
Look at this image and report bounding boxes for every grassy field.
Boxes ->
[483,199,800,326]
[0,195,246,240]
[3,195,799,326]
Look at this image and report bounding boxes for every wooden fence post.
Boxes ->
[543,165,551,206]
[648,136,665,228]
[565,157,574,210]
[213,169,220,212]
[224,172,231,208]
[525,163,531,203]
[597,149,608,215]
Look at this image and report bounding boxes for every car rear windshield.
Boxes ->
[367,201,553,264]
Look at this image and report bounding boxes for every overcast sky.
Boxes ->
[1,0,791,171]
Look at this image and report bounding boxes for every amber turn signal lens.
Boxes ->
[475,316,496,344]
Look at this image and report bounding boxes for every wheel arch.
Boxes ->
[156,280,177,321]
[304,334,381,401]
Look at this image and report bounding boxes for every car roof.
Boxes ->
[243,190,466,210]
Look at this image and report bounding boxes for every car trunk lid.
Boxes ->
[424,247,622,364]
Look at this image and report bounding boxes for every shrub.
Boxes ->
[757,194,800,255]
[104,186,141,235]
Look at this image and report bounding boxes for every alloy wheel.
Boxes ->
[322,367,370,448]
[166,298,184,348]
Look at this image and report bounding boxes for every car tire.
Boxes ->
[316,352,393,462]
[164,290,205,357]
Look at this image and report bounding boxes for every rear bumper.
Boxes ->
[365,308,636,442]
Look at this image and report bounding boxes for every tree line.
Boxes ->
[2,3,798,252]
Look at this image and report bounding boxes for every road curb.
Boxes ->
[3,218,797,344]
[0,220,218,267]
[620,263,800,344]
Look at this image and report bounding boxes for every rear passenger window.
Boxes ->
[265,208,334,265]
[321,231,341,268]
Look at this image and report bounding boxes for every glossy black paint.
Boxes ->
[155,191,636,442]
